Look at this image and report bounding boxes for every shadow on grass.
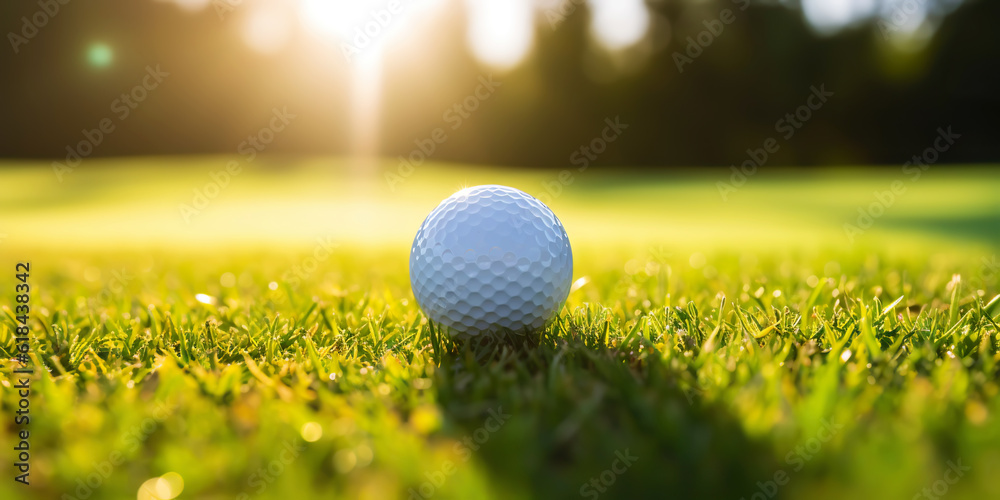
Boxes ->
[424,329,782,499]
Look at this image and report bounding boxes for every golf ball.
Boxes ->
[409,185,573,337]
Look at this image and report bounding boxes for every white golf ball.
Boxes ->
[409,185,573,337]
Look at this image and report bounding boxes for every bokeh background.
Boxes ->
[1,0,997,166]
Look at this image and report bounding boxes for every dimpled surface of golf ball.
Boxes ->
[410,185,573,337]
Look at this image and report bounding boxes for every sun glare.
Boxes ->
[351,51,383,160]
[802,0,876,33]
[300,0,371,42]
[293,0,450,166]
[296,1,405,165]
[170,0,210,13]
[464,0,535,70]
[588,0,651,51]
[298,0,422,54]
[87,43,113,68]
[243,1,293,54]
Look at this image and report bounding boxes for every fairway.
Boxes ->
[2,158,999,251]
[1,160,998,499]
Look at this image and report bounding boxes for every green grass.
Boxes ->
[1,161,999,499]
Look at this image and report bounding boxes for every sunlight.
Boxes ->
[169,0,210,12]
[299,0,373,42]
[801,0,876,33]
[878,0,931,47]
[298,0,428,57]
[296,0,448,163]
[297,1,397,165]
[351,50,383,159]
[464,0,535,70]
[242,1,293,54]
[588,0,651,51]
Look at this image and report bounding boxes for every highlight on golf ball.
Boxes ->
[409,185,573,337]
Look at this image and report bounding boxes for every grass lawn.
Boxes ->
[1,159,999,499]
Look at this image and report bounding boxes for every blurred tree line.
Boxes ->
[0,0,996,168]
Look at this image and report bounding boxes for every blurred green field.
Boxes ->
[1,159,999,499]
[1,158,998,253]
